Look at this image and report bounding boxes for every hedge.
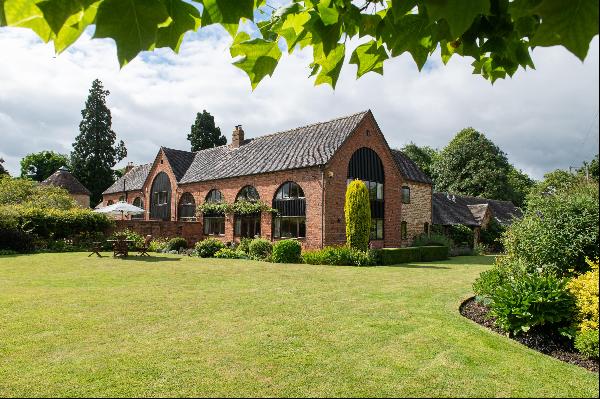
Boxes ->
[378,245,449,265]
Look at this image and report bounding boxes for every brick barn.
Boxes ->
[102,110,433,249]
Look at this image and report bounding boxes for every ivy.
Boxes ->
[1,0,598,88]
[196,200,276,216]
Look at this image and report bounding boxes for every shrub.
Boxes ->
[420,245,449,261]
[271,239,302,263]
[301,246,376,266]
[237,237,252,254]
[214,248,242,259]
[345,180,370,251]
[412,233,453,249]
[195,238,225,258]
[0,176,76,210]
[112,229,144,247]
[0,227,35,253]
[567,258,599,332]
[379,247,421,265]
[574,329,599,359]
[167,237,188,252]
[248,238,272,260]
[489,271,576,335]
[480,219,506,253]
[472,259,526,301]
[149,237,170,252]
[502,182,598,275]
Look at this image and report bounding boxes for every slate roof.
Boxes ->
[103,163,152,194]
[162,147,195,181]
[433,192,522,226]
[390,149,433,184]
[178,110,369,184]
[41,166,91,195]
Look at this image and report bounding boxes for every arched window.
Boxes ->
[178,192,196,221]
[203,189,225,235]
[131,197,144,220]
[119,195,125,202]
[150,172,171,221]
[107,200,114,206]
[273,181,306,239]
[402,186,411,204]
[348,147,384,240]
[235,186,261,238]
[236,185,260,202]
[401,221,408,240]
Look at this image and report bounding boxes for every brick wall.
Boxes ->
[322,113,405,248]
[399,181,432,246]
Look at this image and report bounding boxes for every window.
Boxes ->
[155,191,168,206]
[107,200,114,206]
[203,189,225,235]
[370,218,384,240]
[132,197,144,220]
[348,147,385,240]
[402,186,411,204]
[178,192,196,221]
[273,182,306,239]
[119,195,125,202]
[235,186,261,238]
[401,221,408,240]
[150,172,171,221]
[424,222,430,235]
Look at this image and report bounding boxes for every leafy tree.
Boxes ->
[1,1,597,89]
[400,142,437,179]
[19,150,70,181]
[188,110,227,151]
[578,154,599,181]
[433,127,513,200]
[0,175,76,209]
[71,79,127,206]
[0,158,8,176]
[532,169,583,196]
[506,165,534,208]
[345,179,371,251]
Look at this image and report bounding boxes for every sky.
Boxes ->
[0,22,598,180]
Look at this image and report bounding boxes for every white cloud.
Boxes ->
[0,26,598,180]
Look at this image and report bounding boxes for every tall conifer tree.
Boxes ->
[188,110,227,151]
[71,79,126,205]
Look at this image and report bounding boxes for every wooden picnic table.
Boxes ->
[106,239,135,258]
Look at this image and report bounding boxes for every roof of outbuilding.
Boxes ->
[41,166,91,195]
[432,192,522,226]
[103,163,152,195]
[390,149,433,184]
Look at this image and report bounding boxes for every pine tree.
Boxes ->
[71,79,126,205]
[188,110,227,151]
[0,158,8,176]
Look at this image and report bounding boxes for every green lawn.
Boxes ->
[0,253,597,397]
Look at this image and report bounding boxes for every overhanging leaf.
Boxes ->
[311,42,345,88]
[230,31,281,90]
[426,0,490,38]
[200,0,253,37]
[156,0,201,52]
[349,40,388,77]
[3,0,53,41]
[94,0,170,66]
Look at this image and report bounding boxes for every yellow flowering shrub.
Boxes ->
[568,258,599,332]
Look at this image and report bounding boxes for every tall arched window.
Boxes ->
[131,197,144,220]
[273,181,306,239]
[348,147,384,240]
[178,192,196,221]
[150,172,171,220]
[235,186,261,238]
[203,189,225,235]
[402,186,411,204]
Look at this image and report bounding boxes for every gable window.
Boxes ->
[348,147,385,240]
[132,197,144,220]
[402,186,411,204]
[273,182,306,239]
[235,186,261,238]
[401,221,408,240]
[178,192,196,221]
[203,189,225,236]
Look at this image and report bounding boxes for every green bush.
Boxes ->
[112,229,144,247]
[379,247,421,265]
[503,182,598,275]
[412,233,453,249]
[0,176,76,210]
[574,329,599,359]
[237,237,252,254]
[489,272,576,335]
[248,238,272,260]
[271,239,302,263]
[149,237,170,252]
[472,259,526,301]
[420,245,449,261]
[480,219,506,253]
[301,246,376,266]
[345,180,370,251]
[0,227,35,253]
[167,237,188,251]
[195,238,225,258]
[214,248,243,259]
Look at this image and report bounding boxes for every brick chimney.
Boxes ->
[231,125,245,148]
[124,162,134,174]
